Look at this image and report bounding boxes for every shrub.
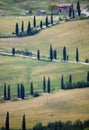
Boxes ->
[33,92,40,97]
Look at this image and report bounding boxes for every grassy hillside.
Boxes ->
[0,55,89,97]
[0,19,89,97]
[0,88,89,129]
[0,19,89,60]
[0,15,89,129]
[0,0,89,15]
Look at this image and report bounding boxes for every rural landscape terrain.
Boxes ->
[0,0,89,130]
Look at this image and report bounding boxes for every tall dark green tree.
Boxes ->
[46,16,48,27]
[63,46,67,61]
[5,112,9,130]
[50,44,53,61]
[17,84,20,98]
[73,10,75,19]
[30,82,33,95]
[22,114,26,130]
[69,74,72,86]
[37,49,40,60]
[69,7,72,18]
[27,21,31,34]
[21,84,25,100]
[8,85,10,100]
[47,77,50,93]
[51,14,53,25]
[21,21,24,33]
[87,71,89,82]
[76,48,79,62]
[77,0,81,16]
[54,50,57,59]
[43,76,46,92]
[15,23,19,36]
[61,74,64,89]
[40,20,43,29]
[4,82,6,100]
[33,16,36,28]
[12,47,15,56]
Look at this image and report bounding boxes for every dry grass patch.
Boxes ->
[0,88,89,129]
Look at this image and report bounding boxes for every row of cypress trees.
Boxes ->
[61,71,89,90]
[69,0,81,19]
[4,72,89,100]
[4,77,51,100]
[15,15,54,36]
[37,45,79,62]
[12,45,79,62]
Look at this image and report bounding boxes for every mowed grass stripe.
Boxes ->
[0,55,89,96]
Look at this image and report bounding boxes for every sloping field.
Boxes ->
[0,19,89,97]
[0,55,89,97]
[0,17,89,129]
[0,19,89,60]
[0,88,89,129]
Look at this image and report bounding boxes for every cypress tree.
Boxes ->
[76,47,79,62]
[8,85,10,100]
[4,82,6,100]
[21,21,24,33]
[22,114,26,130]
[51,14,53,25]
[5,112,9,130]
[50,44,53,61]
[27,21,31,35]
[12,47,15,56]
[43,76,46,92]
[40,20,43,29]
[77,0,81,16]
[15,23,19,36]
[30,82,33,95]
[21,84,25,100]
[69,74,72,86]
[47,77,50,93]
[69,7,72,18]
[37,49,40,60]
[73,10,75,19]
[87,71,89,82]
[33,16,36,28]
[61,74,64,89]
[54,50,57,59]
[17,84,20,98]
[63,46,67,61]
[46,16,48,27]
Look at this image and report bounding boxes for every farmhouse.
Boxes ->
[57,3,73,13]
[37,10,46,15]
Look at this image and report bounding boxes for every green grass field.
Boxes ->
[0,15,89,129]
[0,55,89,97]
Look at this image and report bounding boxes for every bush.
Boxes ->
[33,92,40,97]
[33,123,43,130]
[31,28,39,35]
[85,58,89,63]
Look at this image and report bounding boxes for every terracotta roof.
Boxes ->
[57,4,72,7]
